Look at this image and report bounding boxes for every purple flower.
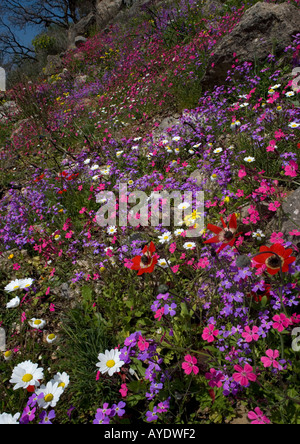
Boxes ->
[39,409,55,424]
[20,405,36,424]
[93,411,110,424]
[146,407,158,422]
[163,303,177,316]
[111,401,126,417]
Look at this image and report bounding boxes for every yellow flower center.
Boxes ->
[34,320,42,325]
[106,359,116,368]
[4,350,12,358]
[48,334,56,340]
[58,382,65,388]
[13,285,20,290]
[44,394,54,403]
[22,373,33,383]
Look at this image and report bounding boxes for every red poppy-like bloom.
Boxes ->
[253,243,296,275]
[204,213,240,253]
[130,241,158,275]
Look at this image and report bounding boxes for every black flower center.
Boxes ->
[224,230,234,241]
[266,255,282,269]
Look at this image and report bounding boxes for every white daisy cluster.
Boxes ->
[4,278,34,309]
[8,360,69,410]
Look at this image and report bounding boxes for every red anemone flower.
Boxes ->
[130,241,158,275]
[204,213,240,253]
[253,243,296,275]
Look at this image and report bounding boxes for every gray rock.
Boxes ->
[44,54,64,76]
[281,188,300,243]
[96,0,123,28]
[74,36,87,47]
[202,2,300,89]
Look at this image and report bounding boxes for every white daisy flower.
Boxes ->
[92,175,99,181]
[285,91,294,97]
[158,258,169,268]
[84,159,91,165]
[36,381,64,408]
[53,233,61,241]
[10,360,44,391]
[244,156,255,163]
[213,147,223,154]
[107,226,117,235]
[52,372,70,390]
[183,241,196,250]
[192,143,201,148]
[28,318,46,330]
[178,202,191,210]
[46,333,57,344]
[20,278,34,290]
[3,350,13,361]
[96,349,125,376]
[288,122,300,128]
[4,279,24,293]
[0,412,20,424]
[6,296,20,309]
[174,228,185,236]
[90,164,100,171]
[158,231,172,244]
[252,230,265,240]
[116,151,123,157]
[172,136,181,141]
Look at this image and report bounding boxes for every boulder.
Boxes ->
[202,2,300,89]
[44,54,64,76]
[95,0,123,28]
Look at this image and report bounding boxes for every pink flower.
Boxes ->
[154,307,164,321]
[137,335,149,352]
[284,161,298,178]
[268,201,281,212]
[202,324,219,343]
[248,407,271,424]
[261,349,281,369]
[119,383,128,398]
[169,242,176,253]
[238,168,247,179]
[241,325,260,343]
[182,355,199,375]
[272,313,292,332]
[270,232,284,245]
[232,364,257,386]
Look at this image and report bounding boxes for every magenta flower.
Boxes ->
[248,407,271,424]
[261,349,281,369]
[232,364,257,386]
[272,313,292,332]
[241,325,260,343]
[202,324,219,343]
[182,355,199,375]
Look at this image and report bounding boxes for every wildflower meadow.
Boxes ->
[0,0,300,426]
